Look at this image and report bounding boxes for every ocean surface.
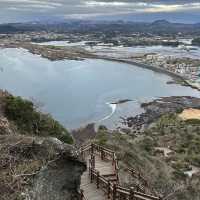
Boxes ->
[0,47,200,129]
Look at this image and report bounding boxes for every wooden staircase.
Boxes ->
[79,144,162,200]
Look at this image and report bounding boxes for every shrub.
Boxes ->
[188,154,200,167]
[138,137,155,152]
[171,160,190,171]
[98,125,108,131]
[95,132,108,146]
[5,96,35,132]
[4,96,73,144]
[185,119,200,125]
[172,169,187,180]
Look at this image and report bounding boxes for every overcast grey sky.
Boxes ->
[0,0,200,23]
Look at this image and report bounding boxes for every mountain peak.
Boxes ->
[151,20,171,25]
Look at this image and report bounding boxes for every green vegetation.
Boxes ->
[4,96,73,144]
[94,113,200,200]
[95,131,108,146]
[149,114,200,167]
[185,118,200,125]
[138,136,155,152]
[94,132,176,196]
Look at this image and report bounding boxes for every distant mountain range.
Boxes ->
[0,20,200,35]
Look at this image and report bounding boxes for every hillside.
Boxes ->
[0,90,86,200]
[1,89,200,200]
[0,24,20,33]
[0,90,73,144]
[89,98,200,200]
[1,20,200,36]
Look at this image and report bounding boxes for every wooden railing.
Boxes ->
[79,143,162,200]
[127,168,159,197]
[79,189,87,200]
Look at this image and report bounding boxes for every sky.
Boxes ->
[0,0,200,24]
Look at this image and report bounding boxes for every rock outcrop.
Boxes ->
[124,96,200,133]
[0,135,86,200]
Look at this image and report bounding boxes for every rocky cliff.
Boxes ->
[0,90,86,200]
[0,135,86,200]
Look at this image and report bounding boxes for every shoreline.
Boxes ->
[1,43,199,91]
[95,55,200,91]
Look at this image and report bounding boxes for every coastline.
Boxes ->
[1,42,199,91]
[95,55,200,91]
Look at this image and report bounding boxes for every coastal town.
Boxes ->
[134,54,200,88]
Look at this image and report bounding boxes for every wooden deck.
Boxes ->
[79,144,161,200]
[81,153,115,200]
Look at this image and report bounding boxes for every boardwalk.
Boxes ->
[79,144,161,200]
[81,155,114,200]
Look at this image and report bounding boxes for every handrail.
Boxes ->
[79,189,88,200]
[127,168,160,196]
[79,143,161,200]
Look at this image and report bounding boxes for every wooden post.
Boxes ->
[91,155,93,168]
[101,147,104,160]
[144,180,148,187]
[112,183,117,200]
[92,154,95,169]
[90,166,93,183]
[80,189,84,200]
[136,184,139,192]
[90,154,95,169]
[94,155,96,168]
[107,181,111,199]
[114,161,116,173]
[89,159,91,176]
[80,147,83,157]
[112,152,115,165]
[97,171,100,189]
[129,187,135,200]
[116,173,119,184]
[91,143,94,155]
[138,173,141,181]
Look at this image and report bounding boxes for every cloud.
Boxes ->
[0,0,200,23]
[85,1,130,7]
[143,2,200,13]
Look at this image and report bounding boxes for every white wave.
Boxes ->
[97,97,158,123]
[98,102,117,122]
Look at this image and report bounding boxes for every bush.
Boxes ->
[188,154,200,167]
[171,160,190,171]
[95,132,108,146]
[138,137,155,152]
[172,169,187,180]
[185,119,200,125]
[98,125,108,131]
[5,96,35,131]
[4,96,73,144]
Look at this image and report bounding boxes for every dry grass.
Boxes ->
[178,108,200,120]
[0,135,51,199]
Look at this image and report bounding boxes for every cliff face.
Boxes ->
[0,135,86,200]
[0,90,86,199]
